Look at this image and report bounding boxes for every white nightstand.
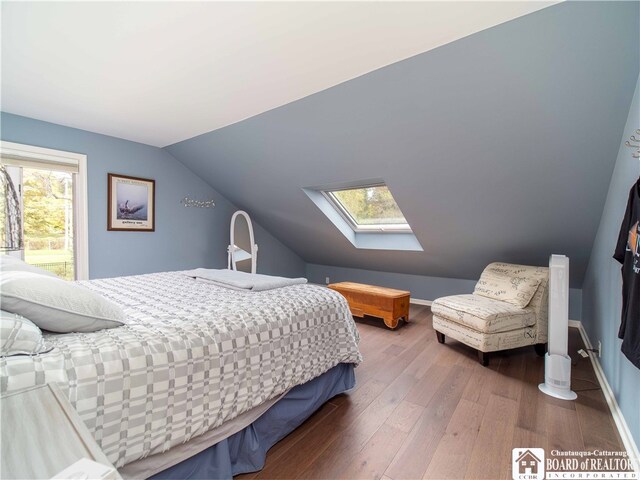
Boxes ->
[0,383,121,479]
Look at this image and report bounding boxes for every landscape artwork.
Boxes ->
[108,173,155,231]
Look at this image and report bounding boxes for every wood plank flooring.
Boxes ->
[236,305,625,479]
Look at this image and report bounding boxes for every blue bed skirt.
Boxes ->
[150,363,355,480]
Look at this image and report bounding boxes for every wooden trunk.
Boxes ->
[328,282,410,329]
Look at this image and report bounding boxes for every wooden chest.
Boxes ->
[328,282,410,329]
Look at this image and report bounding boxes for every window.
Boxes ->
[323,184,411,232]
[303,180,422,251]
[1,141,88,280]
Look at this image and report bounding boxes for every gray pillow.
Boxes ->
[0,271,126,333]
[1,255,57,278]
[1,310,52,356]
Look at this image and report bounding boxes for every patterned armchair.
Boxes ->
[431,262,549,366]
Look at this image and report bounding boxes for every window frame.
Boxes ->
[321,183,412,233]
[0,141,89,280]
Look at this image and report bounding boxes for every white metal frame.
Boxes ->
[321,183,412,233]
[0,141,89,280]
[3,166,23,259]
[227,210,258,274]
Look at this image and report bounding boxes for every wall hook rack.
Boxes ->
[181,196,215,208]
[624,128,640,158]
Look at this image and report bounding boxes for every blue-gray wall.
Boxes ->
[581,75,640,448]
[0,112,305,279]
[166,1,639,292]
[307,263,583,320]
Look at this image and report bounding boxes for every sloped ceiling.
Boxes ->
[166,2,640,288]
[1,1,555,147]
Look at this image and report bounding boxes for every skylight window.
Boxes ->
[323,184,411,232]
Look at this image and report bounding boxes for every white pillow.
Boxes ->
[0,271,126,333]
[1,310,52,357]
[1,255,57,278]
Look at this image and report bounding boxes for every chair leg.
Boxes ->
[436,331,445,344]
[478,350,489,366]
[534,343,547,357]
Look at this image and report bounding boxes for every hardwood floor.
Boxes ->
[237,305,625,480]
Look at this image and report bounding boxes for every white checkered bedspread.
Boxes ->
[0,271,362,468]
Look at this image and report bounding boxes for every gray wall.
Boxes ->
[0,112,305,279]
[307,263,583,320]
[166,1,639,290]
[581,75,640,448]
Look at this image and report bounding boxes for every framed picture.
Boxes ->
[107,173,155,231]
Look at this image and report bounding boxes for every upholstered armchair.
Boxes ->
[432,262,549,366]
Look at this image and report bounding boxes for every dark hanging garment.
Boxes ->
[614,178,640,369]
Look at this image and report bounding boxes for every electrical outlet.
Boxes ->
[598,340,602,358]
[325,277,330,285]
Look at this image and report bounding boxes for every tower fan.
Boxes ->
[539,254,577,400]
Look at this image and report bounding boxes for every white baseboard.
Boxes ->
[569,320,640,471]
[568,319,581,328]
[410,298,432,306]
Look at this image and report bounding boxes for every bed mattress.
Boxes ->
[0,271,362,468]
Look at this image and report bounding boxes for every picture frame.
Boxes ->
[107,173,155,232]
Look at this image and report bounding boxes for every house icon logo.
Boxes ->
[512,448,545,480]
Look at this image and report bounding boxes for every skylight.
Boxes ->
[323,184,411,232]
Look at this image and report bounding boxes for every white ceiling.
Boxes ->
[1,1,556,147]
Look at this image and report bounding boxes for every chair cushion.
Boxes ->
[431,294,536,334]
[473,262,542,308]
[432,314,538,352]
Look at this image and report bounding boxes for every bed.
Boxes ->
[0,271,362,477]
